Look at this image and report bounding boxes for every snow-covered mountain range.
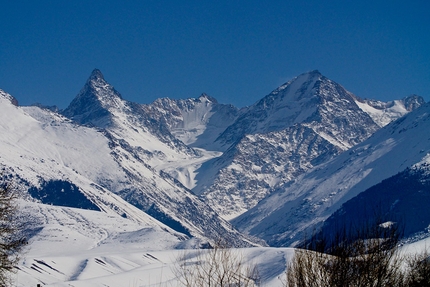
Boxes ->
[0,68,427,256]
[0,73,255,248]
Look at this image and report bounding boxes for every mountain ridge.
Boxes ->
[0,68,426,249]
[0,73,260,247]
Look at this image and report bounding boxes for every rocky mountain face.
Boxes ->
[192,71,422,219]
[62,69,121,128]
[232,102,430,246]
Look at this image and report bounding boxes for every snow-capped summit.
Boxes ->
[88,68,105,82]
[195,71,382,219]
[270,69,321,102]
[216,70,379,149]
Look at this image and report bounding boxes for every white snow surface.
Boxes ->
[169,95,217,145]
[16,202,293,287]
[16,200,430,286]
[355,99,410,127]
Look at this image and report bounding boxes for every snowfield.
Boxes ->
[16,201,430,286]
[16,202,293,287]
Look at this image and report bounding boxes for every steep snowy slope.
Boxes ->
[144,94,240,150]
[134,94,240,189]
[0,88,256,247]
[194,71,423,220]
[232,102,430,246]
[0,90,145,222]
[354,94,424,127]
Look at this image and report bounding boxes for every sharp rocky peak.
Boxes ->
[89,68,104,81]
[62,69,123,127]
[84,69,121,99]
[198,93,218,104]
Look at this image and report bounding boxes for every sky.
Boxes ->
[0,0,429,109]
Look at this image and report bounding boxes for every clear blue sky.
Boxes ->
[1,0,429,109]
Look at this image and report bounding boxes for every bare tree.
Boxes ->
[0,178,26,286]
[285,222,405,287]
[405,249,430,287]
[174,241,260,287]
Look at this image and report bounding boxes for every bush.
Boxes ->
[405,250,430,287]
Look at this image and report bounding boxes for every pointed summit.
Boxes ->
[62,69,123,127]
[85,69,111,90]
[308,69,322,76]
[89,68,104,81]
[198,93,218,104]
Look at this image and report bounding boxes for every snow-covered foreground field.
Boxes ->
[17,247,293,287]
[15,202,293,286]
[15,201,430,286]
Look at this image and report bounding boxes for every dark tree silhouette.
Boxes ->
[174,240,260,286]
[0,179,26,286]
[285,221,405,287]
